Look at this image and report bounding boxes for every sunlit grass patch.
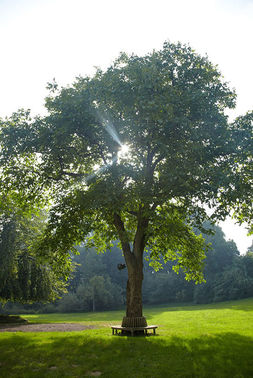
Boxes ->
[23,309,125,326]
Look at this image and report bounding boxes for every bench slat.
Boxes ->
[111,325,158,336]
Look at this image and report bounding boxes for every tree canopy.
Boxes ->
[0,41,252,321]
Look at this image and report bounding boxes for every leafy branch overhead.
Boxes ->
[0,41,252,287]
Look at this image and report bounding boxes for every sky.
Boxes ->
[0,0,252,253]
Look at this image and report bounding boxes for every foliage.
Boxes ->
[55,276,123,313]
[0,211,65,304]
[193,226,253,304]
[0,42,252,313]
[223,112,253,233]
[4,224,252,314]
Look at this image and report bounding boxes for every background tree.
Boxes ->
[0,210,65,305]
[243,243,253,279]
[0,42,252,327]
[3,225,253,314]
[55,246,124,313]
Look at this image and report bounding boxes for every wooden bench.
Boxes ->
[111,325,158,336]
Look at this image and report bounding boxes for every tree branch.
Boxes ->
[60,171,85,178]
[46,170,85,181]
[126,209,138,217]
[113,213,133,262]
[150,202,158,211]
[133,206,149,258]
[96,143,108,165]
[151,154,165,171]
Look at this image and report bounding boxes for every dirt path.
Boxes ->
[0,323,97,332]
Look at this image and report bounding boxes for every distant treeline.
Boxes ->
[2,224,253,314]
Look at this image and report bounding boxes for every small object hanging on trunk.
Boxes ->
[117,263,126,270]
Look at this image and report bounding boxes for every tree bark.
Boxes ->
[121,256,147,328]
[113,211,148,328]
[126,263,143,318]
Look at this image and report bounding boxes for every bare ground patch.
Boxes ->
[0,323,97,332]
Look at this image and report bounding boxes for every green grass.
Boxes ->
[22,309,126,325]
[1,298,253,377]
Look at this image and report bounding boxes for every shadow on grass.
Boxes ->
[0,331,252,377]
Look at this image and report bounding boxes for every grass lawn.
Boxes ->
[0,298,253,377]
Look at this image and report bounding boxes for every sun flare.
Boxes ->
[120,144,129,155]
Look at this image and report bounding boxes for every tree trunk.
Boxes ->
[121,257,147,328]
[126,269,143,318]
[113,212,148,328]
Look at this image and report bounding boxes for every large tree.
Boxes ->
[0,42,252,327]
